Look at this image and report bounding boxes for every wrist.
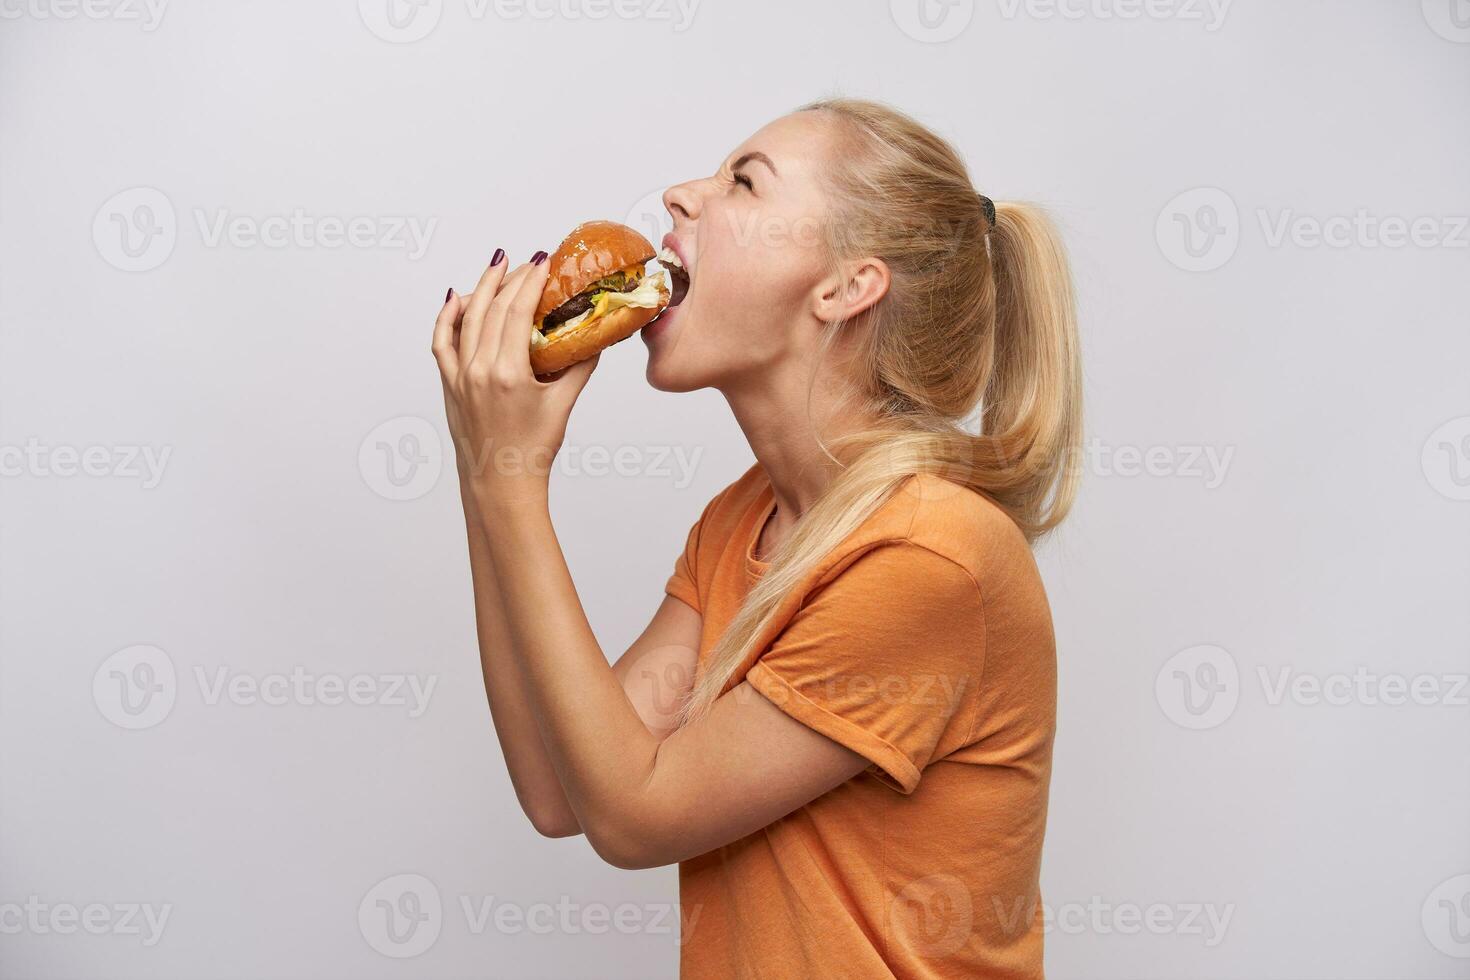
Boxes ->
[468,476,550,520]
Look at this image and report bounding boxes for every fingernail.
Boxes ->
[444,287,453,304]
[531,250,548,266]
[490,248,506,267]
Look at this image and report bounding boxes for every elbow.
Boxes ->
[582,815,678,871]
[520,801,583,840]
[531,814,583,840]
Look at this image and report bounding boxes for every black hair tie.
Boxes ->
[978,194,996,230]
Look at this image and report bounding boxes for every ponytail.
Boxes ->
[978,201,1083,538]
[678,101,1082,725]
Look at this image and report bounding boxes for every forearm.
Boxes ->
[461,483,582,837]
[473,490,664,857]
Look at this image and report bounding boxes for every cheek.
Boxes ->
[696,216,824,343]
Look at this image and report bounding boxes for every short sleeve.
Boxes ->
[744,542,985,794]
[664,487,729,614]
[664,518,703,612]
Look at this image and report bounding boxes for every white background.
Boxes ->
[2,1,1468,977]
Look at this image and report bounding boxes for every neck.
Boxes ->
[721,361,875,526]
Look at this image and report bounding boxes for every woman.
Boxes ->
[432,98,1081,978]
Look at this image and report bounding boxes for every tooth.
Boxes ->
[657,246,684,268]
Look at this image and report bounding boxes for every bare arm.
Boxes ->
[445,276,703,838]
[435,257,868,868]
[460,491,702,838]
[471,503,868,869]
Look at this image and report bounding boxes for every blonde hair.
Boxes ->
[681,98,1083,723]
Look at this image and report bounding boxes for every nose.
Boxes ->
[663,179,704,226]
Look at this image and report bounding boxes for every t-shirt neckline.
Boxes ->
[745,483,777,574]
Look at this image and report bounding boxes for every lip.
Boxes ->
[660,232,691,273]
[642,302,678,344]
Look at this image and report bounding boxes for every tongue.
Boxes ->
[661,260,690,307]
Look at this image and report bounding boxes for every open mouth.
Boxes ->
[656,246,689,308]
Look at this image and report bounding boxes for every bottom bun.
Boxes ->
[529,287,669,376]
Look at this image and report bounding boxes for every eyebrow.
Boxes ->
[731,151,778,177]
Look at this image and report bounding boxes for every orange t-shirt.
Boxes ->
[664,464,1057,979]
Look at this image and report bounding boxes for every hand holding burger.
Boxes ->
[432,220,690,505]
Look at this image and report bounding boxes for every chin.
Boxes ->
[644,350,703,393]
[642,306,704,392]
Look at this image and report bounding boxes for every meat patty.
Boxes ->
[541,271,636,331]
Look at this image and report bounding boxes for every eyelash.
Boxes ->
[732,171,754,192]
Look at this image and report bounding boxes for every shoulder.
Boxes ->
[816,473,1034,588]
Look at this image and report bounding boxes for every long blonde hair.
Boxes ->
[681,98,1083,723]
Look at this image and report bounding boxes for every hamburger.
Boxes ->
[530,220,686,376]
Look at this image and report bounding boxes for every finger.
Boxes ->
[545,352,600,412]
[490,253,552,371]
[459,252,510,368]
[431,288,463,382]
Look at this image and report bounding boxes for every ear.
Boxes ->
[811,257,890,325]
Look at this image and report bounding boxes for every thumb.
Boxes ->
[547,352,600,408]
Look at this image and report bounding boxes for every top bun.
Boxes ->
[535,221,659,324]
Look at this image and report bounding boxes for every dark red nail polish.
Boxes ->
[531,250,548,265]
[490,248,506,267]
[444,287,453,304]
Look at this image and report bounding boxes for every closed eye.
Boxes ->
[732,171,754,192]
